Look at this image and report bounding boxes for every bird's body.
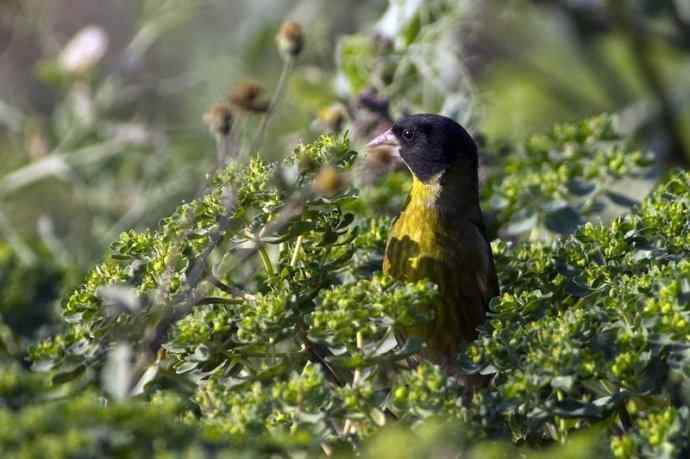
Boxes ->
[368,114,498,366]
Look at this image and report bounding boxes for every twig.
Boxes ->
[207,273,241,296]
[194,296,243,306]
[296,318,344,386]
[214,133,225,167]
[0,139,125,197]
[249,58,294,155]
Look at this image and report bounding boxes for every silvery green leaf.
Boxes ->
[567,179,596,196]
[97,285,142,315]
[550,376,574,391]
[632,249,653,261]
[102,343,133,401]
[370,408,386,426]
[504,213,538,236]
[544,205,581,235]
[296,411,324,424]
[193,344,210,362]
[606,190,638,207]
[52,364,86,385]
[130,363,159,396]
[175,361,199,374]
[31,359,56,373]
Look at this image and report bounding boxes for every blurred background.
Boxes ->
[0,0,689,338]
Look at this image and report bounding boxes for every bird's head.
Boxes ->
[366,114,477,183]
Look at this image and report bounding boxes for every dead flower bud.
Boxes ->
[318,104,347,132]
[367,147,400,172]
[276,21,304,59]
[298,155,319,175]
[203,103,233,136]
[312,165,347,196]
[229,82,269,113]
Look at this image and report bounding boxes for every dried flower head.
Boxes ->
[366,144,404,176]
[203,103,233,136]
[318,104,347,133]
[276,21,304,59]
[312,165,347,196]
[229,82,269,113]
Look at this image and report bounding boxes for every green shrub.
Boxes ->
[16,114,688,458]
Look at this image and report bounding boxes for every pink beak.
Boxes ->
[366,128,401,160]
[367,128,398,150]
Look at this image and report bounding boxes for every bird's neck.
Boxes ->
[408,163,481,224]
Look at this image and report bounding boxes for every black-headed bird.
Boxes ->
[367,114,499,372]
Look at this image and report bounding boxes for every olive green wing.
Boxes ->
[433,222,499,351]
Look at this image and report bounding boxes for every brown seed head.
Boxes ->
[298,156,319,175]
[203,103,233,136]
[276,21,304,58]
[318,104,347,132]
[312,165,347,196]
[367,148,396,170]
[229,82,269,113]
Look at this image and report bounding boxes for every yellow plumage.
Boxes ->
[384,172,498,361]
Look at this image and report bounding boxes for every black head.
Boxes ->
[367,114,477,182]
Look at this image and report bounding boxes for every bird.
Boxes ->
[367,113,499,373]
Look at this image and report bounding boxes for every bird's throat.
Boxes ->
[409,175,442,209]
[406,165,481,223]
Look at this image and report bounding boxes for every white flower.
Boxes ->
[58,25,109,74]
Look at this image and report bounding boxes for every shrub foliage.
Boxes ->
[2,115,688,458]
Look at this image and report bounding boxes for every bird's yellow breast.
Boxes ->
[383,176,489,358]
[383,178,457,354]
[383,178,446,276]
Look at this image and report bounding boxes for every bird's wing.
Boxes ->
[456,222,499,309]
[465,222,499,306]
[382,211,499,355]
[437,221,499,344]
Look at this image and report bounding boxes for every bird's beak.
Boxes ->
[367,128,400,156]
[366,128,403,172]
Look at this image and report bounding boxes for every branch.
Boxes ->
[249,57,294,155]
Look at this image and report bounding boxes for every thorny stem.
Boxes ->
[249,57,294,155]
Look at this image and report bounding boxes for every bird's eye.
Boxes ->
[402,128,414,140]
